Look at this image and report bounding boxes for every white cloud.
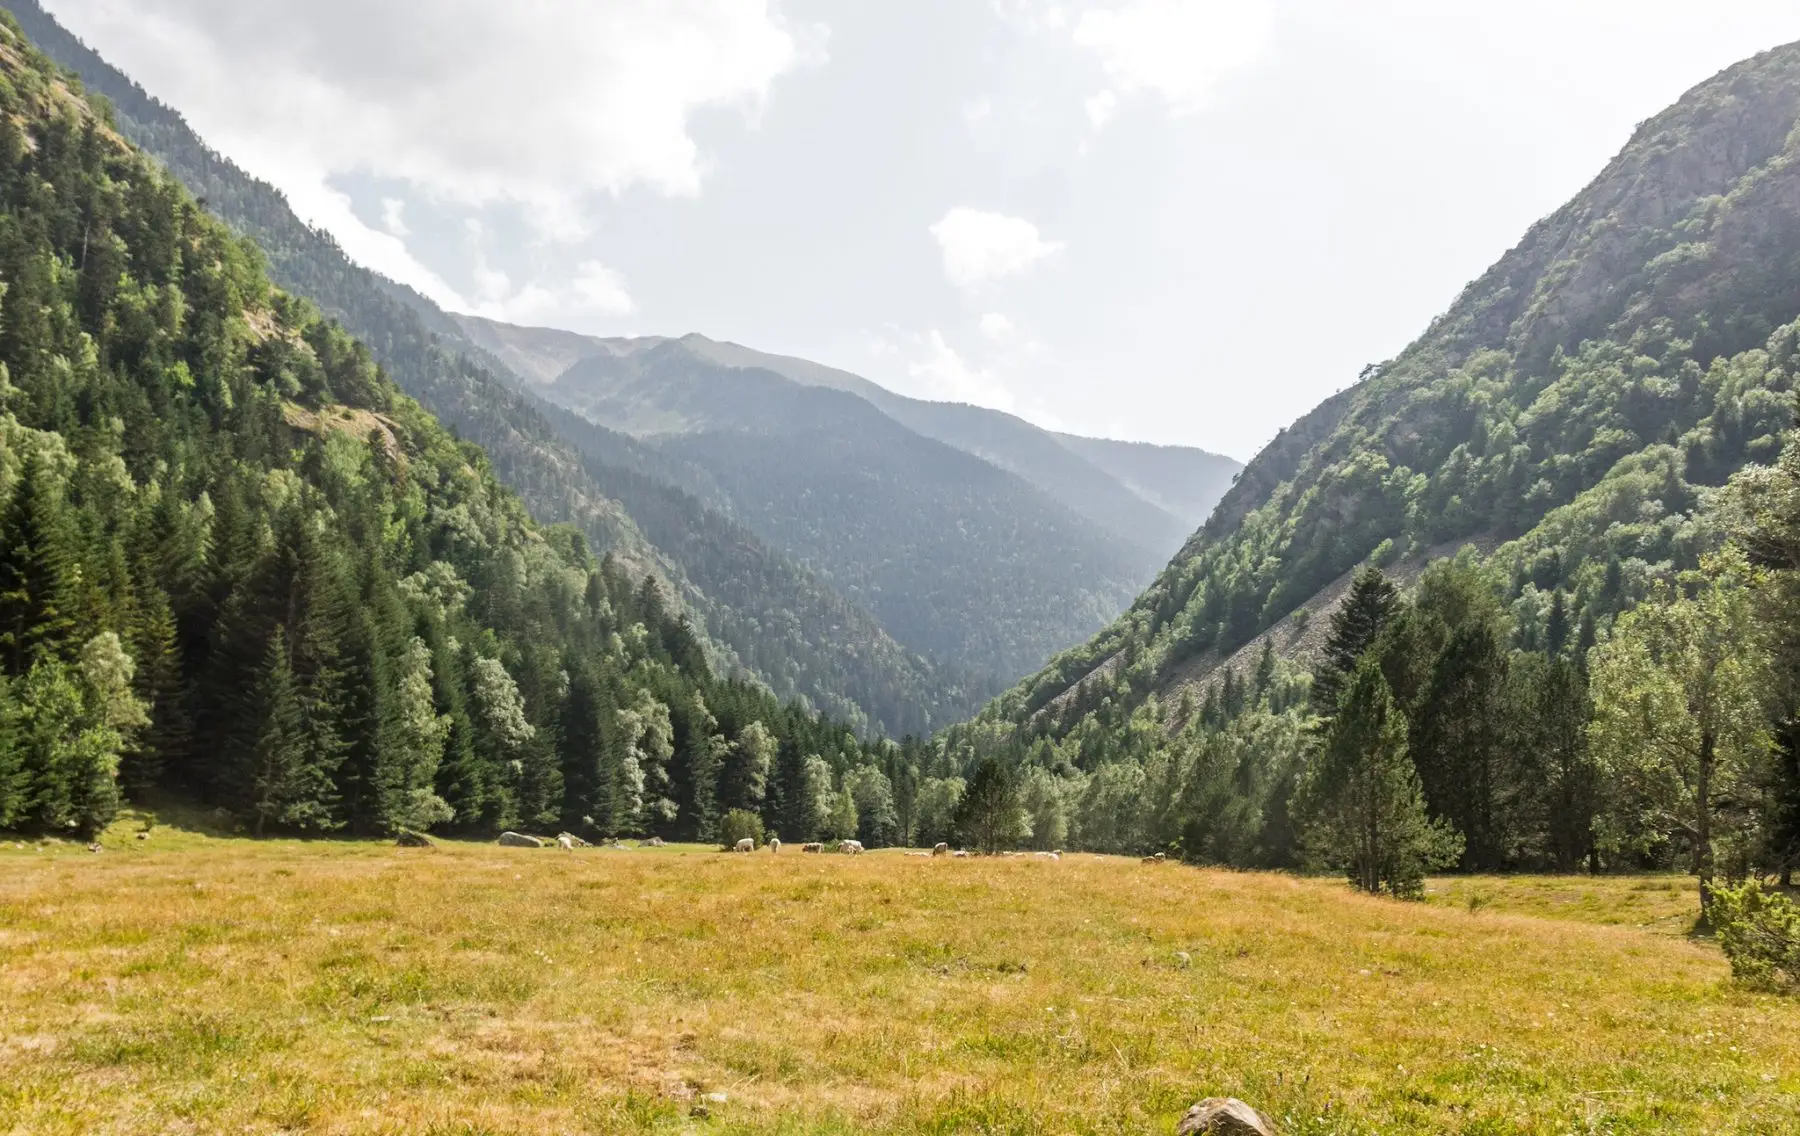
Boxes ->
[978,312,1016,342]
[1085,89,1118,130]
[1072,0,1274,113]
[908,330,1018,411]
[930,207,1063,289]
[53,1,815,221]
[380,197,409,237]
[571,261,637,316]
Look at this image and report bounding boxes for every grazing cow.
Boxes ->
[557,834,575,851]
[802,842,823,853]
[735,837,755,853]
[932,842,949,856]
[839,839,865,855]
[769,837,782,854]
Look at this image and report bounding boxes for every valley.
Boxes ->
[0,4,1799,1134]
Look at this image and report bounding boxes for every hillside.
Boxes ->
[457,316,1233,559]
[0,0,987,738]
[965,38,1800,738]
[549,341,1151,680]
[0,12,922,843]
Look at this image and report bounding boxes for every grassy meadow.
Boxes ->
[1,819,1797,1135]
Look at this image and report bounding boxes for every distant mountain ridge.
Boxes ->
[454,315,1240,557]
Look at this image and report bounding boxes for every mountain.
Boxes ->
[0,0,987,737]
[543,339,1153,680]
[0,13,909,843]
[1049,433,1242,532]
[455,316,1234,559]
[959,39,1800,746]
[455,316,1243,679]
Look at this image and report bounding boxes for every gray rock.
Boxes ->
[1177,1098,1276,1136]
[497,831,543,848]
[395,831,434,848]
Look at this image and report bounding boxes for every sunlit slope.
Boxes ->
[978,38,1800,730]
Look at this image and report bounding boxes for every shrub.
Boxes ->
[718,808,765,850]
[1711,879,1800,990]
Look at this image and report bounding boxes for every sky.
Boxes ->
[39,1,1800,458]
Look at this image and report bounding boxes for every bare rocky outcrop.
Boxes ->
[1177,1098,1276,1136]
[497,831,542,848]
[395,832,434,848]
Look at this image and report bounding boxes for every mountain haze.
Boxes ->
[455,315,1233,557]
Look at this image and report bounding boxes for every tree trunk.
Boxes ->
[1696,729,1715,914]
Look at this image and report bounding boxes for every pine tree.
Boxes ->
[954,755,1026,855]
[1312,567,1399,716]
[721,720,775,814]
[246,628,338,835]
[1545,589,1570,656]
[1410,621,1513,870]
[1297,657,1462,897]
[0,449,75,673]
[1254,638,1277,701]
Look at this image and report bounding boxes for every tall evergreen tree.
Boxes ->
[0,449,74,672]
[244,628,339,835]
[1312,567,1399,717]
[1297,657,1462,898]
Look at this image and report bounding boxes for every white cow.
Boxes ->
[557,834,575,851]
[768,837,782,854]
[839,839,865,855]
[735,838,755,853]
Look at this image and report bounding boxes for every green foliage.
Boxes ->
[1710,878,1800,990]
[1296,658,1463,898]
[1588,553,1775,903]
[716,807,764,850]
[955,755,1027,854]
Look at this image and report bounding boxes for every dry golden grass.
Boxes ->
[1,822,1797,1134]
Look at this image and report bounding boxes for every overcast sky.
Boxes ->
[42,1,1800,457]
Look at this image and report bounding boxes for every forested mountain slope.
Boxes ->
[457,315,1234,558]
[0,0,985,738]
[0,17,915,843]
[550,342,1151,681]
[961,38,1800,742]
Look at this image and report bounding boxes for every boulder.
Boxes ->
[395,831,434,848]
[1176,1098,1276,1136]
[644,836,666,847]
[498,831,543,848]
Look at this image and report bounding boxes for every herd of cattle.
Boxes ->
[476,833,1191,863]
[725,837,1065,860]
[492,832,1152,861]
